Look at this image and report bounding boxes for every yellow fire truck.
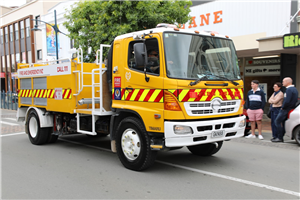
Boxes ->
[17,24,246,171]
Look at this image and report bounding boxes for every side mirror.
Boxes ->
[133,43,147,67]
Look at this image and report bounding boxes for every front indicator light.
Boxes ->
[174,125,193,135]
[239,119,246,127]
[164,91,181,111]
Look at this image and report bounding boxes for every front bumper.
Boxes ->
[164,116,245,147]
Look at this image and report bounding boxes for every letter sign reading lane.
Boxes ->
[283,32,300,49]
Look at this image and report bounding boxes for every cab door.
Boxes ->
[123,35,164,132]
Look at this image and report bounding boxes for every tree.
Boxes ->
[64,0,192,62]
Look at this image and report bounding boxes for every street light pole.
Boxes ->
[31,10,67,63]
[54,10,59,61]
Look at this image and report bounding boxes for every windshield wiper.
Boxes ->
[210,75,239,86]
[189,75,210,86]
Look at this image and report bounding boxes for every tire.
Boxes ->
[26,109,49,145]
[115,117,157,171]
[187,141,223,156]
[244,129,251,136]
[47,128,58,143]
[292,126,300,145]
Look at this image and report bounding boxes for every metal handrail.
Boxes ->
[73,48,84,96]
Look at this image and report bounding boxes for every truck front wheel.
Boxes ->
[26,109,49,145]
[116,117,157,171]
[187,141,223,156]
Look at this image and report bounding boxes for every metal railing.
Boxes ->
[0,91,18,110]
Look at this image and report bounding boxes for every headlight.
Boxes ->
[174,125,193,135]
[239,119,246,127]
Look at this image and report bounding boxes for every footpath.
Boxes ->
[235,117,299,150]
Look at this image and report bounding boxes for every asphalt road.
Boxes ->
[1,109,299,199]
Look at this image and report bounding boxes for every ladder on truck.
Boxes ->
[73,45,113,135]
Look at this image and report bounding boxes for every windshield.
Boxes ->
[163,33,241,80]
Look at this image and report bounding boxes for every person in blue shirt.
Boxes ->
[273,77,299,142]
[245,80,266,140]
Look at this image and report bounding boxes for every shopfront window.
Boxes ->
[16,53,20,65]
[2,56,5,72]
[22,52,26,63]
[0,28,3,44]
[20,21,24,39]
[4,27,8,43]
[25,18,30,38]
[9,25,13,42]
[14,23,19,41]
[28,51,32,63]
[6,55,10,72]
[11,54,15,72]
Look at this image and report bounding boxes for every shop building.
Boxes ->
[184,0,300,112]
[0,0,63,92]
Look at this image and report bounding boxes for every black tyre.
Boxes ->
[244,128,251,136]
[293,126,300,145]
[47,128,58,143]
[26,109,49,145]
[187,141,223,156]
[115,117,157,171]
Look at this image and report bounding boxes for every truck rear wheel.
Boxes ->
[26,109,49,145]
[187,141,223,156]
[116,117,157,171]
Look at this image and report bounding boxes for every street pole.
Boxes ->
[31,10,67,64]
[54,10,59,62]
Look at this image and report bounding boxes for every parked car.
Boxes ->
[285,100,300,145]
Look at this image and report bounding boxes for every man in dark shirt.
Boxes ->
[273,77,299,142]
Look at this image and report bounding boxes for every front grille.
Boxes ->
[185,99,241,116]
[226,132,237,137]
[193,136,207,142]
[223,123,235,128]
[192,110,213,114]
[197,125,213,132]
[221,102,236,106]
[190,103,211,107]
[218,108,234,113]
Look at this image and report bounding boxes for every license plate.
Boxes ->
[212,130,225,138]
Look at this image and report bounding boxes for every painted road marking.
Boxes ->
[156,161,300,198]
[2,133,299,197]
[59,139,300,198]
[0,132,25,137]
[0,121,19,126]
[5,118,17,121]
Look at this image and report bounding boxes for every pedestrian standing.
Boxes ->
[268,82,284,140]
[245,80,266,139]
[273,77,299,142]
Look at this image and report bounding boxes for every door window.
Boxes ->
[128,38,160,75]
